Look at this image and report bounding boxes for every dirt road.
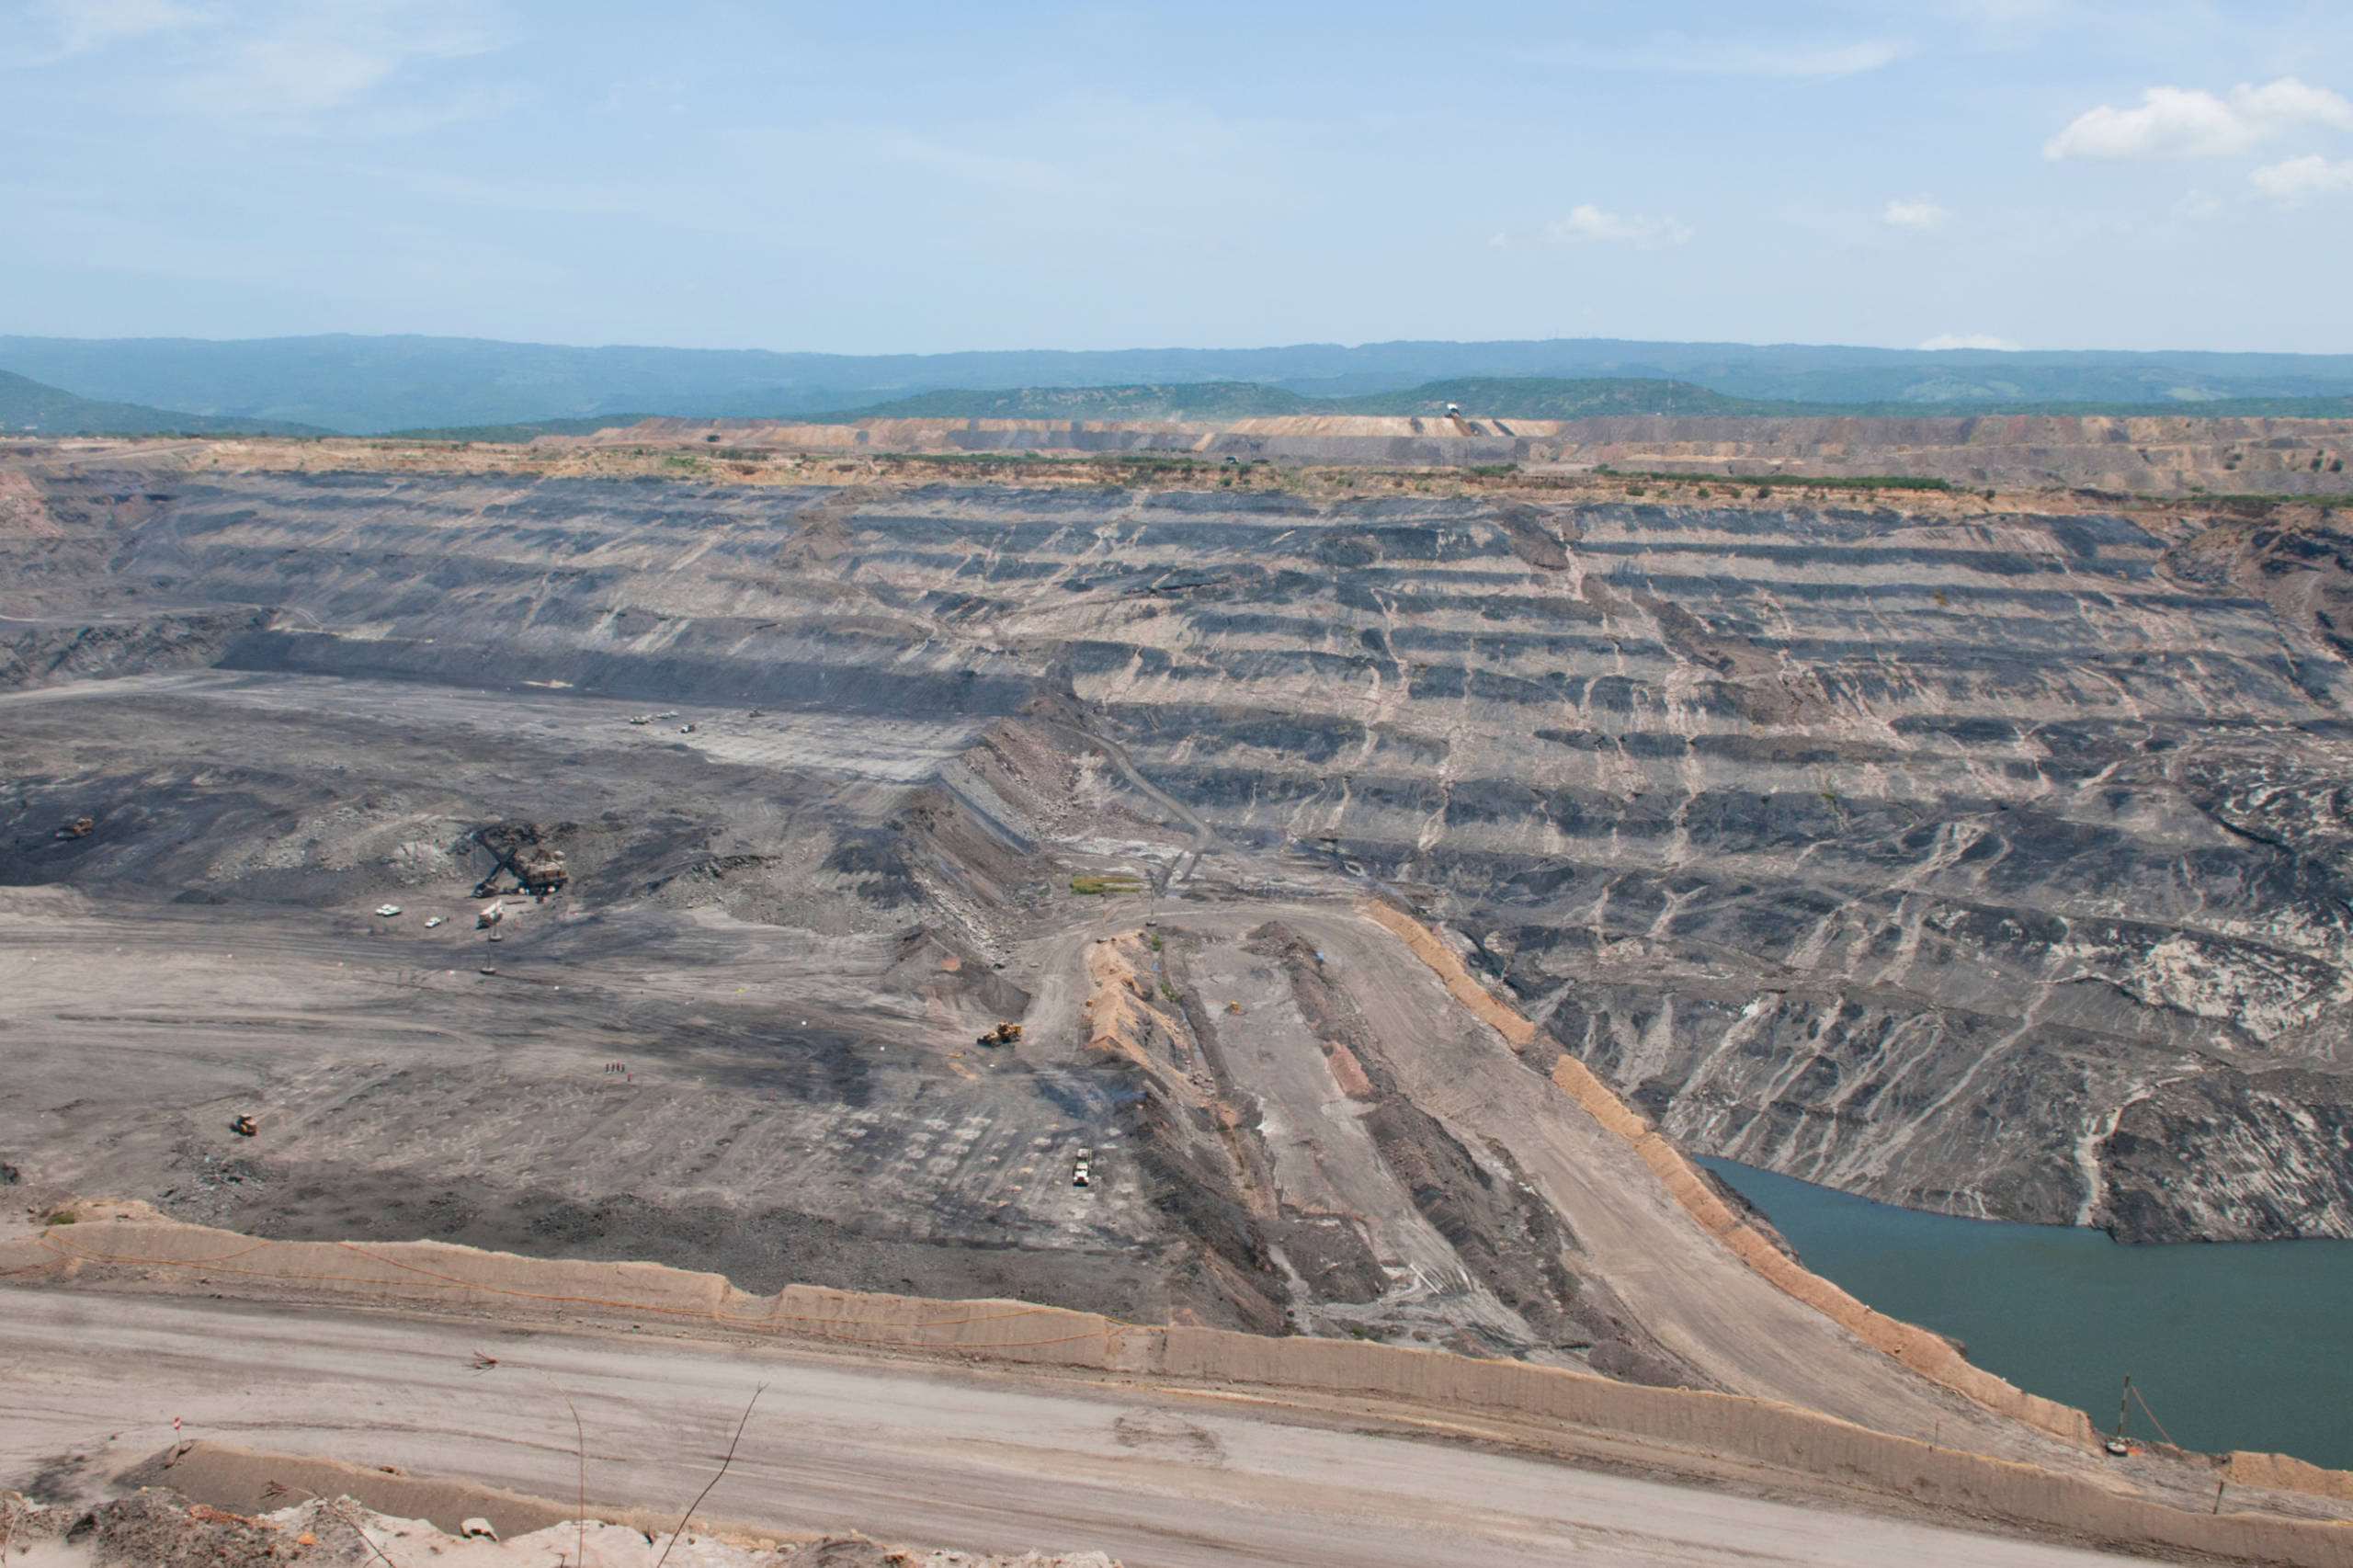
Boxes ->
[0,1291,2139,1568]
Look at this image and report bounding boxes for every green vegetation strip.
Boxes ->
[800,376,2353,427]
[875,450,1219,470]
[382,415,665,442]
[1596,466,1953,493]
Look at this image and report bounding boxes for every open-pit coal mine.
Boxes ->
[6,432,2353,1424]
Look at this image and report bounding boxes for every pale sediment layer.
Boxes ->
[6,1214,2351,1566]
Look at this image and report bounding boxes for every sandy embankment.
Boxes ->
[8,1208,2353,1566]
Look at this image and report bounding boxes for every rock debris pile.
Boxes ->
[0,1491,1119,1568]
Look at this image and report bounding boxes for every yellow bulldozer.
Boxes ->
[976,1020,1024,1049]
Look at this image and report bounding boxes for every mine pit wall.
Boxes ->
[0,609,272,692]
[1051,491,2353,1241]
[9,1218,2351,1567]
[11,458,2353,1242]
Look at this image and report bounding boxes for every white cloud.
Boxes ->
[1882,198,1951,229]
[132,2,510,121]
[1919,334,2021,351]
[7,2,511,119]
[233,36,405,111]
[1944,0,2064,23]
[2239,77,2353,132]
[14,0,215,63]
[2171,187,2225,222]
[874,134,1059,193]
[42,0,210,48]
[2251,153,2353,203]
[1534,36,1904,79]
[2044,77,2353,161]
[1492,204,1693,251]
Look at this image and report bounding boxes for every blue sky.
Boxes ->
[4,0,2349,355]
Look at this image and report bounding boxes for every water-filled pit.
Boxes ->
[1702,1158,2353,1470]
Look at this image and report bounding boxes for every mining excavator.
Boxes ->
[470,825,569,900]
[54,817,94,840]
[976,1020,1023,1048]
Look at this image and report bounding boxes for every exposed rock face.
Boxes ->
[6,456,2353,1243]
[0,608,272,690]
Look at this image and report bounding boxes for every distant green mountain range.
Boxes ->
[0,369,325,437]
[8,333,2353,436]
[383,414,666,443]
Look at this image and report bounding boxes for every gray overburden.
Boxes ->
[5,452,2348,1282]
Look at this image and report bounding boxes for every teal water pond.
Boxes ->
[1699,1158,2353,1471]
